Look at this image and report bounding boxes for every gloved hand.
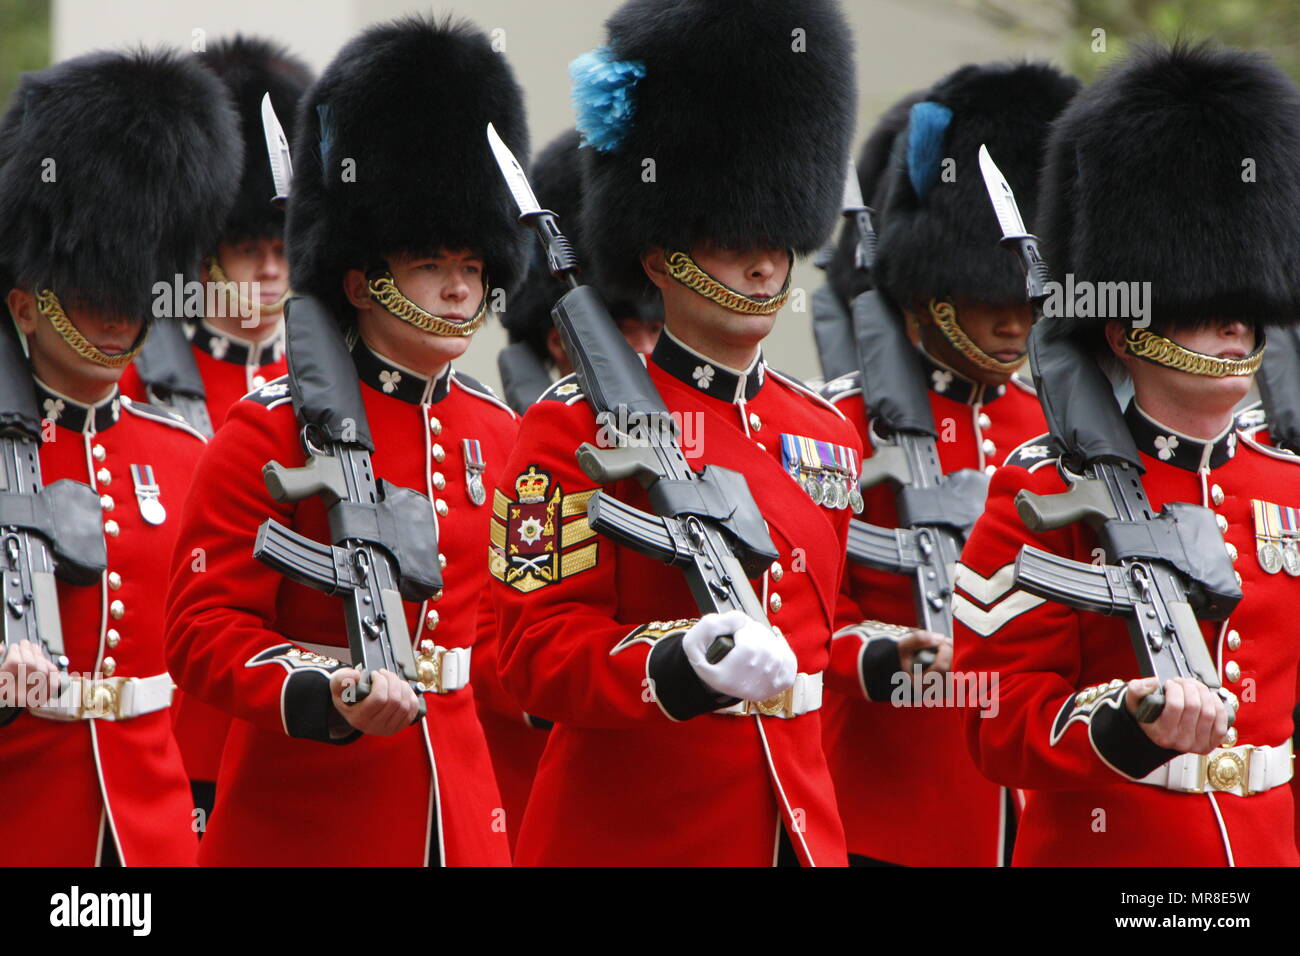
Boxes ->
[681,610,796,702]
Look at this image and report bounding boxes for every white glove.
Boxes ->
[681,610,796,702]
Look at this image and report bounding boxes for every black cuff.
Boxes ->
[1088,689,1180,779]
[647,635,738,721]
[284,669,361,745]
[524,712,553,731]
[860,637,904,702]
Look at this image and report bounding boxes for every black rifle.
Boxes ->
[251,296,443,717]
[132,321,214,438]
[838,167,987,662]
[810,240,859,383]
[977,145,1238,723]
[497,341,554,414]
[0,323,107,722]
[1255,326,1300,454]
[489,124,777,663]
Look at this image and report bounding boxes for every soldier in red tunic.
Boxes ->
[120,36,314,823]
[490,0,859,866]
[164,16,528,865]
[0,48,241,865]
[119,36,313,440]
[819,63,1078,866]
[954,43,1300,866]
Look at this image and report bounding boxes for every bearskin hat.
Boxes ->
[502,128,661,363]
[1038,42,1300,339]
[0,48,242,320]
[197,35,314,245]
[824,89,925,306]
[577,0,856,302]
[286,15,530,322]
[870,61,1079,314]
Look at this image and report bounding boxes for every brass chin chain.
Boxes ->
[367,272,488,337]
[664,250,792,316]
[929,299,1026,374]
[1124,328,1264,378]
[37,289,147,369]
[208,256,290,317]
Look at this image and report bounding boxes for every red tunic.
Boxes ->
[491,332,861,866]
[121,322,287,786]
[164,341,516,865]
[0,383,204,865]
[955,403,1300,866]
[820,357,1046,865]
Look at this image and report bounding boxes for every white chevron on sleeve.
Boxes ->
[953,591,1045,637]
[954,563,1017,605]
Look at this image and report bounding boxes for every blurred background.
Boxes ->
[2,0,1297,390]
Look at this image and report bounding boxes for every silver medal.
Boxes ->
[468,474,487,507]
[1258,542,1283,575]
[1283,544,1300,577]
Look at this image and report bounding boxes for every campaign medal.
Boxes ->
[130,464,166,525]
[782,433,861,512]
[1252,499,1299,575]
[462,438,487,506]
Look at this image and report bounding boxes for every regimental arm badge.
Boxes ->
[490,465,599,592]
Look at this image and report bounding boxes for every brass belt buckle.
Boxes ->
[745,687,794,719]
[79,677,122,720]
[415,640,443,694]
[1206,748,1249,795]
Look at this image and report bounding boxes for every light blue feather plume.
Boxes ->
[907,101,953,202]
[569,46,646,154]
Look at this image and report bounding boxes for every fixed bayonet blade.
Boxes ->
[842,159,866,213]
[978,144,1029,240]
[487,122,543,218]
[262,92,293,202]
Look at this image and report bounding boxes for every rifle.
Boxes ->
[132,321,214,438]
[839,162,988,663]
[488,123,779,664]
[977,144,1238,723]
[0,322,107,721]
[497,341,554,414]
[810,240,859,383]
[249,99,438,716]
[1255,326,1300,454]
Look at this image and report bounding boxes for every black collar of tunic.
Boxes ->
[651,328,764,404]
[1125,400,1237,472]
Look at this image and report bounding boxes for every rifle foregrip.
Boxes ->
[1015,487,1112,532]
[1134,690,1163,724]
[262,453,347,504]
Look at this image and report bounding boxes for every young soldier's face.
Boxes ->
[6,287,138,395]
[346,248,486,375]
[914,301,1033,385]
[645,244,788,359]
[1109,318,1256,412]
[211,237,290,319]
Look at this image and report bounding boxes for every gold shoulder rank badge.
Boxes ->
[490,465,599,591]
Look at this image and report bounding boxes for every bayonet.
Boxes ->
[262,92,293,206]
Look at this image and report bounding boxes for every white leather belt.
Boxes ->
[715,672,823,719]
[1137,740,1293,797]
[29,673,175,722]
[296,641,472,695]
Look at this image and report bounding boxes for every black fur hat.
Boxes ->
[0,48,242,320]
[577,0,855,302]
[286,15,530,321]
[1038,42,1300,338]
[825,90,925,306]
[503,128,660,363]
[198,35,314,245]
[872,61,1079,314]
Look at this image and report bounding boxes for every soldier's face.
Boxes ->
[1110,318,1256,411]
[615,316,663,356]
[347,249,486,375]
[213,237,289,318]
[914,301,1032,385]
[644,244,788,363]
[6,287,139,397]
